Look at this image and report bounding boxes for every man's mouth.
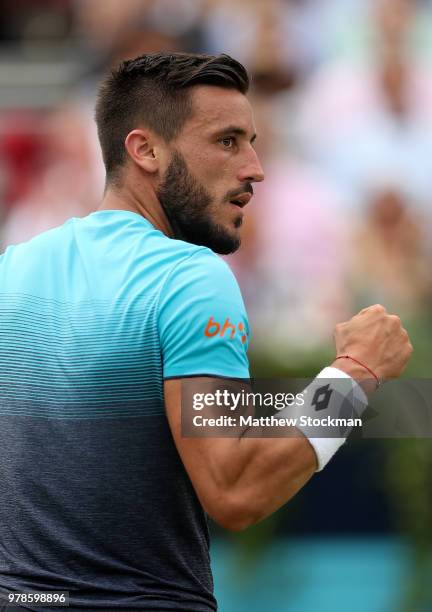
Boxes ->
[229,193,252,208]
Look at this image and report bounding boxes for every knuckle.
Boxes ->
[369,304,386,317]
[373,304,386,313]
[389,314,401,327]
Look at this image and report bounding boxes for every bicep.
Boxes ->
[164,377,251,517]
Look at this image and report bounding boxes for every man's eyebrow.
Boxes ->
[216,126,257,143]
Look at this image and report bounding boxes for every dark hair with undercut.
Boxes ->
[95,52,250,183]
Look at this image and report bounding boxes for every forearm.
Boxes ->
[166,362,371,531]
[201,365,369,529]
[180,402,318,530]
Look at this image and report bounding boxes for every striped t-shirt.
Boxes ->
[0,210,250,610]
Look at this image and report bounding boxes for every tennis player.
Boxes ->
[0,53,412,611]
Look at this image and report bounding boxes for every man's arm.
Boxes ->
[165,376,317,530]
[164,304,413,531]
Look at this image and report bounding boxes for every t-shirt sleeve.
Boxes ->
[158,248,250,379]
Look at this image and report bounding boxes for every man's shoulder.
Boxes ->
[164,239,236,284]
[1,217,75,258]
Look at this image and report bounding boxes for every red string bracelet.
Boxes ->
[334,355,381,388]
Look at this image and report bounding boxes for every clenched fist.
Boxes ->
[332,304,413,387]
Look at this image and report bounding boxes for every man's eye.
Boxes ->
[220,137,235,148]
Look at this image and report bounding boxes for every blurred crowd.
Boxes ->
[1,0,432,364]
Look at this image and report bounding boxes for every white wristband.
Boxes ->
[277,367,368,472]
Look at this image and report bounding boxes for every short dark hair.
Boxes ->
[95,52,250,183]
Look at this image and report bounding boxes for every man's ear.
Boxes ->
[124,129,161,173]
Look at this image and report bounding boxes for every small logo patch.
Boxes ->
[204,316,248,344]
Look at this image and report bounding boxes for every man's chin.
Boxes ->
[200,226,241,255]
[214,238,241,255]
[176,218,242,254]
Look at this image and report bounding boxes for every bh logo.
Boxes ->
[204,316,248,345]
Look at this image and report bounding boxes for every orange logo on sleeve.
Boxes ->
[204,317,248,344]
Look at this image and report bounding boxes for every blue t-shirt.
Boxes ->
[0,210,250,611]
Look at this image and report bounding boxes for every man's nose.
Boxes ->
[237,148,265,184]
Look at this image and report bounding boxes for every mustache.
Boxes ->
[225,183,254,200]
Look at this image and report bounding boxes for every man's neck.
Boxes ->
[97,183,174,238]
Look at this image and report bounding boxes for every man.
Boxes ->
[0,52,412,611]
